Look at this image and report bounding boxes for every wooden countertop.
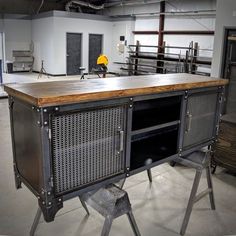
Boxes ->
[4,73,228,107]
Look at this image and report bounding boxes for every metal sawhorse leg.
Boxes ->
[174,150,216,235]
[30,207,42,236]
[147,169,152,182]
[29,196,89,236]
[80,184,141,236]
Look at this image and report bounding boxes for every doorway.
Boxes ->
[66,33,82,75]
[89,34,103,72]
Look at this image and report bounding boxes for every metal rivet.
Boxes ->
[37,109,40,112]
[117,151,120,154]
[48,192,51,195]
[43,109,47,113]
[130,98,133,101]
[42,201,45,205]
[41,191,44,195]
[37,196,40,199]
[32,106,35,110]
[37,121,40,125]
[126,174,130,177]
[58,198,62,202]
[55,107,59,111]
[48,202,52,206]
[44,121,48,125]
[129,105,133,108]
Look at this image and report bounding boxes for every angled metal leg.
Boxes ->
[180,170,202,236]
[206,165,216,210]
[30,207,42,236]
[101,215,113,236]
[127,211,141,236]
[147,169,152,183]
[79,197,90,215]
[115,178,126,189]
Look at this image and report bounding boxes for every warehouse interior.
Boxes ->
[0,0,236,236]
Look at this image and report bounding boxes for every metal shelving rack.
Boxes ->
[12,50,34,72]
[115,41,212,76]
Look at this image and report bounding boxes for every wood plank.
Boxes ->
[4,73,228,107]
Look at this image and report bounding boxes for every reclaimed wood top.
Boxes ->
[4,73,228,107]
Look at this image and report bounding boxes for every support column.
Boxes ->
[157,0,165,73]
[134,40,140,75]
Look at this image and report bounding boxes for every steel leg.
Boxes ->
[30,207,42,236]
[115,178,126,189]
[79,197,90,215]
[147,169,152,183]
[180,170,202,236]
[169,161,176,167]
[127,211,141,236]
[206,165,216,210]
[210,156,217,174]
[101,215,113,236]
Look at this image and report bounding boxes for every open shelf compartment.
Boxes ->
[130,125,179,171]
[132,95,181,131]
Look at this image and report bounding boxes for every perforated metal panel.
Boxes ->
[183,92,218,149]
[51,106,126,195]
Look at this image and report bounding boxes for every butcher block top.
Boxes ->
[4,73,228,107]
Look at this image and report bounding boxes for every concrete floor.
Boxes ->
[0,98,236,236]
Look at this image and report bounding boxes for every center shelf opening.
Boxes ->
[130,126,179,171]
[132,95,181,131]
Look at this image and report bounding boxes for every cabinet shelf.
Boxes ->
[131,120,180,139]
[130,126,179,171]
[130,95,181,171]
[132,95,181,131]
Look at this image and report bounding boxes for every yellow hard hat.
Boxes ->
[97,54,109,66]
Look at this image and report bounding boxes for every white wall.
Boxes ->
[52,17,113,75]
[211,0,236,77]
[31,17,55,73]
[111,20,135,72]
[0,18,31,71]
[134,17,159,52]
[31,14,135,75]
[0,33,3,60]
[106,0,216,70]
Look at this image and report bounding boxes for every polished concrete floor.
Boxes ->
[0,98,236,236]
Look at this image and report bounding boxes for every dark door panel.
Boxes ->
[67,33,82,75]
[89,34,103,72]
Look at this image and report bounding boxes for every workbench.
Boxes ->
[4,73,228,222]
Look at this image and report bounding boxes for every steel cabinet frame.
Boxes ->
[8,86,224,222]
